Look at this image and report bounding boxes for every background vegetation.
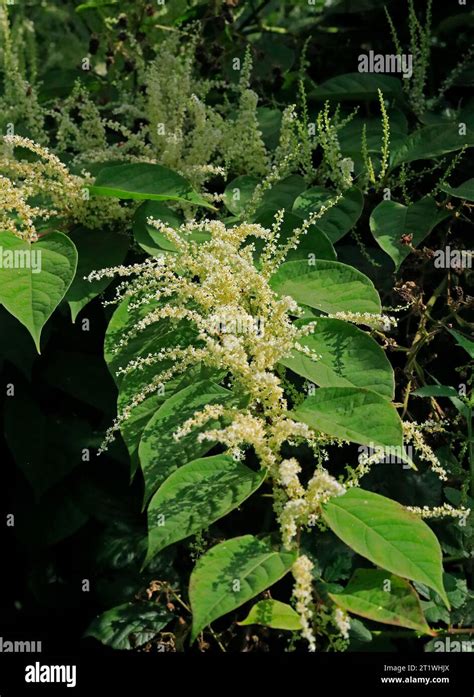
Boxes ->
[0,0,473,654]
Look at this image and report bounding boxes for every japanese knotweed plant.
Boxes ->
[0,7,44,143]
[49,38,269,193]
[0,134,128,240]
[42,26,385,203]
[385,0,473,118]
[0,5,394,216]
[92,206,462,650]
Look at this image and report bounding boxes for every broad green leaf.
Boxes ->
[89,163,214,209]
[440,178,474,201]
[348,618,372,643]
[329,569,434,634]
[321,488,449,607]
[223,175,307,218]
[369,197,448,270]
[254,175,307,217]
[133,201,183,254]
[104,295,197,386]
[254,210,336,262]
[66,227,129,321]
[119,367,222,479]
[223,175,259,216]
[146,455,266,561]
[118,387,161,473]
[118,367,199,474]
[280,317,394,399]
[189,535,296,641]
[437,11,474,35]
[391,124,473,167]
[104,294,159,383]
[292,187,364,243]
[139,380,235,503]
[104,297,202,476]
[0,231,77,352]
[293,387,402,447]
[448,328,474,359]
[338,111,408,155]
[254,35,295,76]
[238,599,301,630]
[311,73,402,101]
[270,260,381,315]
[419,574,470,626]
[91,522,178,601]
[85,602,172,650]
[257,107,282,150]
[133,201,211,255]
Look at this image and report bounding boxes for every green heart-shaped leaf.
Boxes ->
[369,197,447,270]
[270,260,381,315]
[189,535,296,642]
[85,602,172,651]
[292,386,402,447]
[146,455,266,562]
[65,227,129,322]
[440,178,474,201]
[280,317,394,399]
[238,599,301,630]
[89,163,214,209]
[0,231,77,352]
[322,488,449,608]
[329,569,434,634]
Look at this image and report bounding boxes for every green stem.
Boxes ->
[208,626,227,652]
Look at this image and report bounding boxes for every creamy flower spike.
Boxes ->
[328,311,397,331]
[90,211,352,648]
[292,555,317,651]
[334,608,351,640]
[0,8,45,144]
[90,211,346,453]
[1,135,129,240]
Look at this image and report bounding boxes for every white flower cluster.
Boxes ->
[333,608,351,639]
[1,135,129,239]
[279,466,346,548]
[328,311,397,331]
[0,8,45,143]
[402,420,448,481]
[406,503,470,520]
[292,555,316,652]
